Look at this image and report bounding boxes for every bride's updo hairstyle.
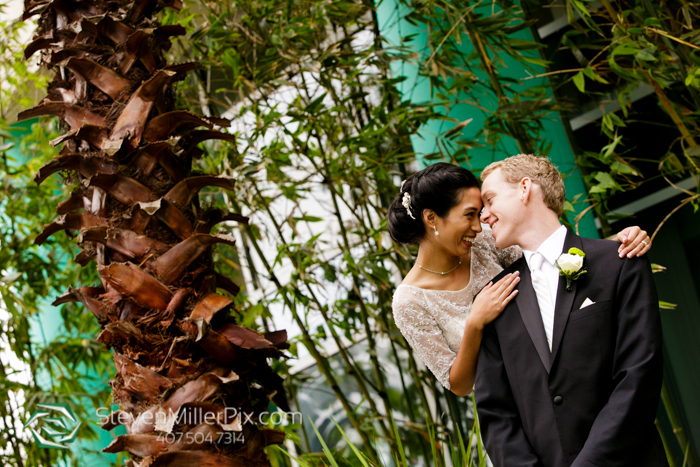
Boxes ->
[388,162,479,245]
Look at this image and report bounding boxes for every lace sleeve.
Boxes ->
[392,286,457,390]
[480,224,522,268]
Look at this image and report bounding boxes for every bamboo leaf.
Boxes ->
[308,416,341,467]
[610,161,637,175]
[637,49,657,62]
[582,66,609,84]
[443,118,473,138]
[389,414,409,467]
[329,417,371,467]
[573,70,585,93]
[270,445,314,467]
[589,171,622,194]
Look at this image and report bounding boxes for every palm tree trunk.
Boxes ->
[20,0,288,464]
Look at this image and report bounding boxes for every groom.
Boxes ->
[474,154,668,467]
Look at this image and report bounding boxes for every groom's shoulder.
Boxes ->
[576,236,624,268]
[493,256,525,282]
[576,234,651,274]
[582,234,653,265]
[578,235,621,257]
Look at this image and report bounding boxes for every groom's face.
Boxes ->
[480,168,524,249]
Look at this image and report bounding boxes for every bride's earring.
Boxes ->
[433,225,439,236]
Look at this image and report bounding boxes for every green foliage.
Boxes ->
[272,410,488,467]
[6,0,698,465]
[0,10,114,467]
[550,1,700,239]
[0,122,116,466]
[160,0,481,464]
[164,0,698,464]
[398,0,562,160]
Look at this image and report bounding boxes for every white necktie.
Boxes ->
[530,252,554,351]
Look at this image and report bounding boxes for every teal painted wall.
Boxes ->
[375,0,599,239]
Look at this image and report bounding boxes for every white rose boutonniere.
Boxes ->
[556,247,587,291]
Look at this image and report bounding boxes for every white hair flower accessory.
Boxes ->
[402,192,416,220]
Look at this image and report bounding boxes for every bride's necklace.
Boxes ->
[417,257,462,275]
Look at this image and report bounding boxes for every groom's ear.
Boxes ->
[519,177,533,205]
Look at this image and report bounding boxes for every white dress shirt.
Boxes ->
[522,225,567,348]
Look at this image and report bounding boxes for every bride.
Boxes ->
[389,162,651,396]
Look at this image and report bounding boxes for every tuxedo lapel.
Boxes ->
[514,259,552,373]
[550,230,582,366]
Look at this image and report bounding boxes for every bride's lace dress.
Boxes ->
[392,226,522,390]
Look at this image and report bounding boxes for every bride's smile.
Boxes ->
[462,235,476,247]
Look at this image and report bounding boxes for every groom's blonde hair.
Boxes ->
[481,154,566,216]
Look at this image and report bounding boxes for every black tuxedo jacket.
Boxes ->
[474,230,668,467]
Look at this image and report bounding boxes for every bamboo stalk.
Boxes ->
[250,184,396,445]
[430,379,448,467]
[339,169,438,460]
[599,0,700,117]
[644,71,699,148]
[599,0,621,25]
[661,380,697,467]
[284,366,313,453]
[380,308,435,462]
[443,389,471,451]
[604,6,700,171]
[238,230,314,454]
[0,359,26,467]
[657,418,678,467]
[313,131,397,414]
[239,222,381,464]
[407,346,447,445]
[288,68,440,461]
